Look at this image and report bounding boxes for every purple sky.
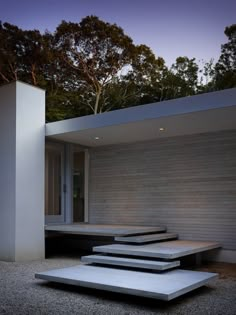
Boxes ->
[0,0,235,66]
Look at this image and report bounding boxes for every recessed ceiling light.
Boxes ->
[159,127,165,131]
[94,136,100,140]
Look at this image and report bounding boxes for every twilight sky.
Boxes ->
[0,0,235,66]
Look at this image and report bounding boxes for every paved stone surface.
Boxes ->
[45,224,166,236]
[35,265,218,301]
[115,233,178,244]
[81,255,180,270]
[93,240,221,259]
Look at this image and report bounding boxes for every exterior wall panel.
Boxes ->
[0,82,45,261]
[0,83,16,261]
[89,130,236,250]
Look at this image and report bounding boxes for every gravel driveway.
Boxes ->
[0,255,235,315]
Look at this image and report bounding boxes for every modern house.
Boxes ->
[0,81,236,263]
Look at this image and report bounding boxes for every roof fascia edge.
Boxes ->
[46,88,236,137]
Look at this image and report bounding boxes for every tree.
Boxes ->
[0,22,56,88]
[55,16,135,114]
[0,22,86,121]
[153,57,199,100]
[0,22,23,83]
[198,59,216,93]
[171,56,199,96]
[215,24,236,89]
[123,45,167,105]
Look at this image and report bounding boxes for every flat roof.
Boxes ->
[46,88,236,147]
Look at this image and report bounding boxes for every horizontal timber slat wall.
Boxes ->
[89,130,236,250]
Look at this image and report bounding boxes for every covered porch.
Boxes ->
[45,88,236,230]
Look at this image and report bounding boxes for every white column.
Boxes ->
[0,81,45,261]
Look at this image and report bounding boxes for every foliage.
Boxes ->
[0,19,235,121]
[215,24,236,89]
[55,16,135,114]
[0,22,46,85]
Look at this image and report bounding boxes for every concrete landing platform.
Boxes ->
[45,224,166,237]
[35,265,218,301]
[93,240,221,259]
[81,255,180,270]
[115,233,178,244]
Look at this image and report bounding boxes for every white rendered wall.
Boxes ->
[0,83,17,261]
[0,81,45,261]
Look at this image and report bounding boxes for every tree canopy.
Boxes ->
[0,18,235,122]
[215,24,236,89]
[55,16,135,114]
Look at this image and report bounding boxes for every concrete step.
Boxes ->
[45,224,166,237]
[115,232,178,244]
[35,265,218,301]
[81,254,180,270]
[93,240,221,259]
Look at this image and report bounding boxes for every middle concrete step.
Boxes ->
[115,232,178,244]
[93,240,221,259]
[81,254,180,270]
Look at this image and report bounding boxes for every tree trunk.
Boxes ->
[0,71,10,83]
[94,86,102,114]
[31,64,37,86]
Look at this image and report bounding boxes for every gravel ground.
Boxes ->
[0,254,236,315]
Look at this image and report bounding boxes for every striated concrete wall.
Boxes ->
[89,130,236,254]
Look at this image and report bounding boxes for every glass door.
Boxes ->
[73,151,85,222]
[45,142,65,224]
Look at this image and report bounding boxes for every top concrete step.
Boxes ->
[45,224,166,237]
[35,265,218,301]
[93,240,221,259]
[115,233,178,244]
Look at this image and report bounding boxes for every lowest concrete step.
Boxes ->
[93,240,221,259]
[115,232,178,244]
[81,254,180,270]
[35,265,218,301]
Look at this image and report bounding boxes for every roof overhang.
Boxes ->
[46,88,236,147]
